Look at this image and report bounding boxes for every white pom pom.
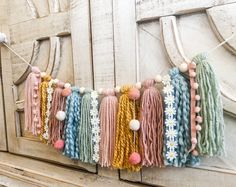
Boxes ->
[115,86,121,93]
[55,111,66,121]
[0,33,7,43]
[179,63,188,72]
[98,88,103,95]
[135,82,142,89]
[196,124,202,131]
[64,83,71,88]
[41,72,46,78]
[155,75,162,83]
[53,79,59,84]
[129,119,140,131]
[80,87,85,94]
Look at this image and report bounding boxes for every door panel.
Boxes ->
[1,0,96,172]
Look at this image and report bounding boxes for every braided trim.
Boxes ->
[90,91,100,163]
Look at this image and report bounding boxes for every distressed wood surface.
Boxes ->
[136,0,236,22]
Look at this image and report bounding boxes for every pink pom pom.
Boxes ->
[196,116,203,123]
[54,139,65,150]
[128,152,141,165]
[37,130,41,135]
[192,150,199,156]
[31,66,40,73]
[190,71,196,77]
[191,137,197,144]
[195,106,201,113]
[61,88,72,97]
[128,87,140,100]
[192,83,199,89]
[191,62,196,69]
[195,95,200,101]
[196,124,202,131]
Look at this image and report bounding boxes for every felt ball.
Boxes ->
[115,86,121,93]
[179,63,188,72]
[33,102,38,106]
[135,82,142,89]
[56,111,66,121]
[33,118,38,122]
[0,32,7,43]
[128,87,140,100]
[33,94,38,98]
[34,82,38,86]
[129,119,140,131]
[36,124,41,128]
[37,130,41,135]
[61,88,72,97]
[190,71,196,77]
[40,72,46,78]
[34,86,38,90]
[191,62,196,69]
[64,83,71,88]
[80,87,85,94]
[98,88,103,95]
[53,79,59,84]
[36,74,40,78]
[196,124,202,131]
[33,110,37,114]
[128,152,141,165]
[195,106,201,113]
[192,83,199,89]
[54,139,65,150]
[192,150,199,156]
[195,95,200,101]
[196,116,203,123]
[155,75,162,83]
[191,137,197,144]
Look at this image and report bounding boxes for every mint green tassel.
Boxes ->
[193,53,225,156]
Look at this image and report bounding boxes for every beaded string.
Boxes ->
[39,75,51,141]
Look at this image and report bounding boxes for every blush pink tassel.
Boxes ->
[24,66,41,136]
[99,89,118,167]
[139,79,164,167]
[49,82,66,145]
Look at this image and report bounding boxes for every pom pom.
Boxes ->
[179,63,188,72]
[192,82,199,89]
[191,62,196,69]
[61,88,72,97]
[64,83,71,88]
[31,66,40,74]
[155,75,162,83]
[192,150,199,156]
[37,130,41,135]
[115,86,121,93]
[98,88,103,95]
[128,152,141,165]
[53,79,59,84]
[40,72,46,78]
[0,32,7,43]
[196,116,203,123]
[36,124,41,128]
[190,71,196,77]
[55,111,66,121]
[195,95,200,101]
[54,139,65,150]
[129,119,140,131]
[191,137,197,144]
[79,87,85,94]
[128,87,140,100]
[196,124,202,131]
[195,106,201,113]
[135,82,142,89]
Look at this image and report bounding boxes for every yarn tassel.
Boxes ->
[139,79,164,167]
[78,91,94,163]
[99,89,118,167]
[49,82,66,146]
[193,54,225,156]
[39,75,51,141]
[63,87,81,159]
[24,66,41,136]
[112,85,140,172]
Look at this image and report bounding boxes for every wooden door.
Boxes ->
[0,0,95,172]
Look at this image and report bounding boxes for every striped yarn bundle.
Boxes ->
[99,89,118,167]
[112,85,140,172]
[63,87,81,159]
[139,79,164,167]
[24,66,41,136]
[193,54,225,156]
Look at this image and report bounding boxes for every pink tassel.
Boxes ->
[49,82,66,145]
[24,66,41,136]
[139,79,164,167]
[99,89,118,167]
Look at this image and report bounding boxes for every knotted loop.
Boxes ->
[143,79,155,89]
[103,88,115,96]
